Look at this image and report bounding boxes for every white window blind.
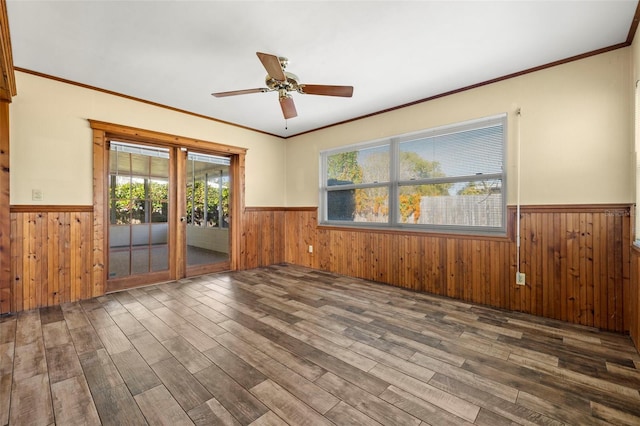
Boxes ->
[320,114,507,235]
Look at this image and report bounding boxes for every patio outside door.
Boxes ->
[184,151,231,276]
[106,142,231,291]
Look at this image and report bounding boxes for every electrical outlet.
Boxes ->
[516,272,526,285]
[32,189,43,201]
[308,245,313,254]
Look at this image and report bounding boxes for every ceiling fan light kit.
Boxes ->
[212,52,353,120]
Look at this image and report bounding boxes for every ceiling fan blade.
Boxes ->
[212,88,268,97]
[280,96,297,119]
[299,84,353,97]
[257,52,287,82]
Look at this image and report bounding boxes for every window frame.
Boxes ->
[319,114,508,236]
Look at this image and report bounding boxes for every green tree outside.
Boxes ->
[110,178,168,224]
[186,180,229,227]
[110,177,229,227]
[327,149,450,223]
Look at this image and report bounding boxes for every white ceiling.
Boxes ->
[6,1,639,138]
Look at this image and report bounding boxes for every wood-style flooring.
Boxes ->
[2,264,640,425]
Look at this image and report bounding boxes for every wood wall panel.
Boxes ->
[630,247,640,351]
[515,208,630,331]
[5,203,634,337]
[279,205,631,333]
[9,209,94,312]
[239,208,286,270]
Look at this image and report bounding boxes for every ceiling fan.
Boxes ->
[212,52,354,119]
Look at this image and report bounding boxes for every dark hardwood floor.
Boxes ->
[2,264,640,425]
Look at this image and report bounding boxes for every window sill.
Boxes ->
[317,223,511,242]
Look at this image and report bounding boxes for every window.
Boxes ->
[186,152,231,229]
[320,114,507,234]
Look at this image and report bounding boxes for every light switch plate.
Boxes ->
[32,189,43,201]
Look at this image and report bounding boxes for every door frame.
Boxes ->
[90,120,246,293]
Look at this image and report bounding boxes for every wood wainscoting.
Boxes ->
[630,246,640,350]
[3,203,635,338]
[277,204,631,333]
[4,205,294,313]
[240,207,290,269]
[8,206,96,313]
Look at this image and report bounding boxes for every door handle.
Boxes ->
[180,216,187,222]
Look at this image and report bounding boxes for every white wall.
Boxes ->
[285,48,633,207]
[9,71,286,207]
[186,226,229,253]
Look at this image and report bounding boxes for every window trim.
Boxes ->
[319,114,507,236]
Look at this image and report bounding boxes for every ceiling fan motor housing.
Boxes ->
[265,71,300,94]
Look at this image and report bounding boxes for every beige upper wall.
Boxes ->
[632,34,640,205]
[286,48,633,207]
[9,47,634,208]
[9,71,286,206]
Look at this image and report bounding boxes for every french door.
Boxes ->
[106,141,232,291]
[183,151,231,275]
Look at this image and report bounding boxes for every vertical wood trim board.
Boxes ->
[0,102,9,314]
[230,152,246,271]
[92,129,107,299]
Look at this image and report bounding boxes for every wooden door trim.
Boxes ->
[187,261,230,277]
[91,120,246,293]
[92,128,108,297]
[229,153,243,271]
[0,102,10,313]
[89,120,247,155]
[105,271,173,293]
[174,147,186,279]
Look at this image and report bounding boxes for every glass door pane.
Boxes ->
[186,153,230,268]
[108,143,170,279]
